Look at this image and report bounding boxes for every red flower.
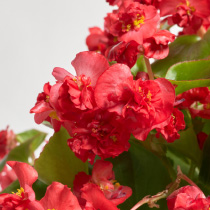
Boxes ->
[86,27,118,55]
[95,64,175,140]
[156,108,185,142]
[167,185,210,210]
[73,160,132,209]
[105,40,139,68]
[107,2,159,44]
[0,161,38,209]
[30,82,62,132]
[159,0,210,33]
[0,127,17,160]
[143,30,175,59]
[49,51,109,123]
[177,87,210,119]
[67,109,130,164]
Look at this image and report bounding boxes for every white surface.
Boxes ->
[0,0,112,136]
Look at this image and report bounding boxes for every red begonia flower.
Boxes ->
[159,0,210,33]
[0,127,17,160]
[67,109,130,163]
[167,185,210,210]
[105,40,139,68]
[156,108,185,142]
[0,165,17,192]
[107,2,160,44]
[86,27,118,55]
[95,64,175,140]
[0,161,38,209]
[49,52,109,122]
[73,160,132,209]
[197,132,208,150]
[30,82,62,132]
[143,30,175,59]
[177,87,210,119]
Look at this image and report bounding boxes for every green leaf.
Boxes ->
[166,127,202,166]
[165,60,210,94]
[34,127,88,188]
[152,31,210,77]
[108,140,171,210]
[131,55,147,77]
[32,179,48,200]
[0,130,47,171]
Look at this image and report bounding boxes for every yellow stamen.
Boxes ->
[206,103,210,109]
[12,187,24,198]
[133,15,145,28]
[147,90,152,101]
[126,24,131,32]
[46,95,50,103]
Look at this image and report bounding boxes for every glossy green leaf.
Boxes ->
[108,140,171,210]
[131,55,147,77]
[152,30,210,77]
[0,130,47,171]
[34,127,88,188]
[165,60,210,94]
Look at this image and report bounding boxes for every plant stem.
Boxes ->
[144,57,154,80]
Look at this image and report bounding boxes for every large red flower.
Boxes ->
[95,64,175,140]
[73,160,132,209]
[107,1,160,44]
[67,109,130,164]
[49,51,109,122]
[167,185,210,210]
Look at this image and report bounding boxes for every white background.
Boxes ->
[0,0,113,136]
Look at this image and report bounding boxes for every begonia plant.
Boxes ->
[1,0,210,209]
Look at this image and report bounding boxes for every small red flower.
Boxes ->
[73,160,132,209]
[159,0,210,33]
[143,30,175,59]
[86,27,118,55]
[167,185,210,210]
[156,108,185,142]
[107,2,160,44]
[30,82,62,132]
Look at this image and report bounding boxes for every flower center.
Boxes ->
[122,14,145,32]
